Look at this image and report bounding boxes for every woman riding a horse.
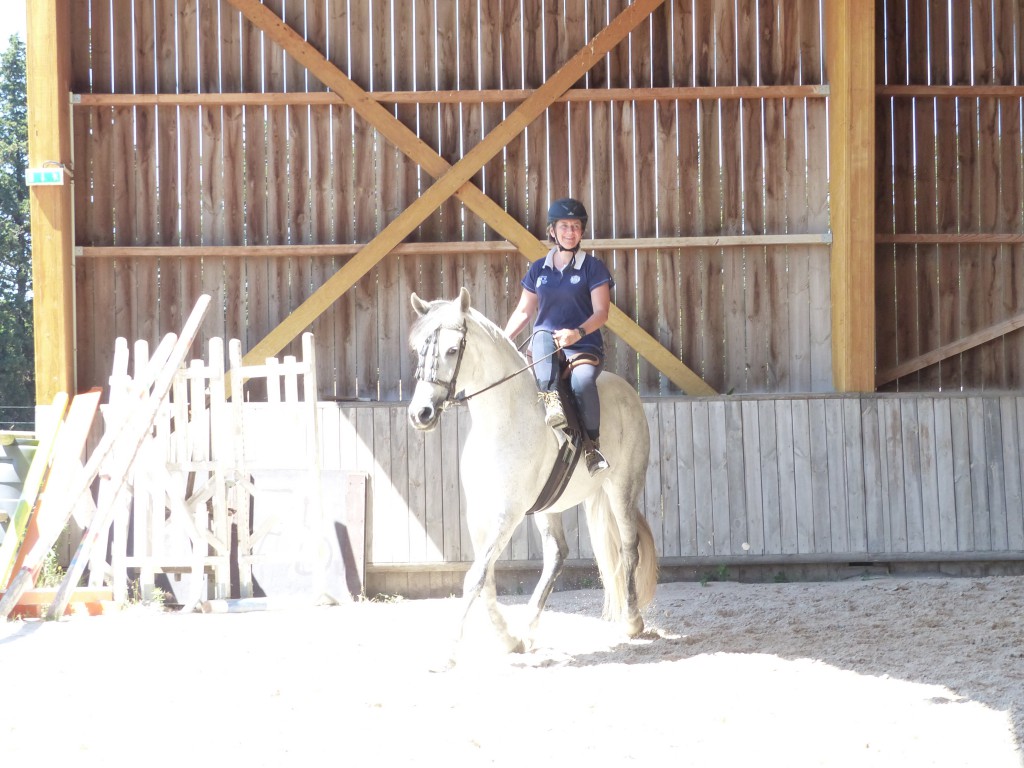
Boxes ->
[503,197,612,476]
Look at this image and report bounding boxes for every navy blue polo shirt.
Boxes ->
[522,248,613,356]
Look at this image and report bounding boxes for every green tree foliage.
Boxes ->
[0,34,33,427]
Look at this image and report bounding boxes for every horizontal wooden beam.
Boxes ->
[878,84,1024,98]
[878,233,1024,245]
[72,84,830,108]
[75,234,832,260]
[876,310,1024,386]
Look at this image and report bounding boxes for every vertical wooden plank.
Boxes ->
[423,420,444,562]
[967,397,991,549]
[239,5,266,368]
[931,397,959,551]
[790,399,814,553]
[652,401,676,556]
[691,400,714,556]
[353,408,375,563]
[807,399,831,553]
[880,398,907,552]
[128,0,158,350]
[785,95,811,392]
[370,409,393,562]
[824,399,849,552]
[373,0,403,400]
[949,397,975,551]
[729,399,753,557]
[390,406,411,563]
[642,402,665,556]
[860,398,886,553]
[762,0,796,392]
[758,399,782,555]
[900,398,926,551]
[775,399,798,553]
[1011,397,1024,549]
[405,414,428,562]
[86,1,117,389]
[675,400,698,556]
[741,400,765,555]
[842,397,867,552]
[109,0,136,351]
[916,397,943,552]
[708,401,731,555]
[441,409,462,561]
[304,2,336,393]
[1000,397,1024,550]
[718,5,748,394]
[984,397,1008,550]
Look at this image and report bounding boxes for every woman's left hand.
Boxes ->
[552,327,581,348]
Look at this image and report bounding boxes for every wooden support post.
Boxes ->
[827,0,876,392]
[26,0,75,401]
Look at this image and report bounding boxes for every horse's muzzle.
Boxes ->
[408,403,441,431]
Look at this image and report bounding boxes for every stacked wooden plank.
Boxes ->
[0,295,212,620]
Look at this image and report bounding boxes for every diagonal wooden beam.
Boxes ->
[227,0,714,396]
[875,311,1024,387]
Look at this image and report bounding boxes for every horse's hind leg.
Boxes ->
[523,511,569,640]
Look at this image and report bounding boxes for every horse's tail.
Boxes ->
[585,489,659,623]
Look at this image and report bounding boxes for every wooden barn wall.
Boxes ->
[317,393,1024,596]
[877,1,1024,392]
[68,0,831,400]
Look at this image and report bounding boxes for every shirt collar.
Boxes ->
[542,246,586,270]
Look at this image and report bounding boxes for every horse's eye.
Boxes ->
[445,345,459,357]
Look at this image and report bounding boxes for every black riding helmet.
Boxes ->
[547,197,588,255]
[547,197,588,231]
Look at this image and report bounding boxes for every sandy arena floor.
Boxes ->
[2,574,1023,767]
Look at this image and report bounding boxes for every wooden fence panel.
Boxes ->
[309,394,1024,598]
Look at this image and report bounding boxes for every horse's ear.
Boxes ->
[411,292,430,317]
[458,286,471,313]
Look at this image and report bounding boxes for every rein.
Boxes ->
[415,323,559,408]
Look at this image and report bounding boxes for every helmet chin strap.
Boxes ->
[553,232,581,257]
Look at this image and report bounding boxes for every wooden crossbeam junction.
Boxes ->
[225,0,714,397]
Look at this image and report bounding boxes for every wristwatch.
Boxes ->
[576,326,587,338]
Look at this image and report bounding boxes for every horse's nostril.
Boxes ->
[416,407,433,424]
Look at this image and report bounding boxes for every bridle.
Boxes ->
[413,322,562,410]
[414,320,468,407]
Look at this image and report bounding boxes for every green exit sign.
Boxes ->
[25,167,65,186]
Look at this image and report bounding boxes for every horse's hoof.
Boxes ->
[625,615,644,638]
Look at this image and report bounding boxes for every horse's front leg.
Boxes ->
[449,507,525,663]
[523,511,569,642]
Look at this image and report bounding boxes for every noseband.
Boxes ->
[414,321,468,408]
